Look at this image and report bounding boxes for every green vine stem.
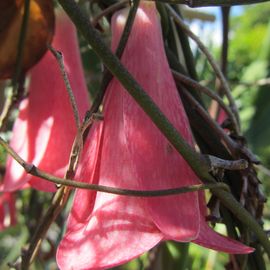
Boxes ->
[58,0,270,257]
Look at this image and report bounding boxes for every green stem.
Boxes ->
[58,0,270,258]
[178,243,190,270]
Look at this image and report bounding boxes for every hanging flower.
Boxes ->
[1,10,90,192]
[57,2,253,269]
[0,192,16,231]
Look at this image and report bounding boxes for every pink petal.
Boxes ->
[57,123,163,270]
[109,2,200,241]
[0,192,16,231]
[57,197,163,270]
[2,10,90,192]
[193,192,254,254]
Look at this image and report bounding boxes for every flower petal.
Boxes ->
[57,122,163,270]
[193,192,254,254]
[109,2,200,241]
[2,10,90,192]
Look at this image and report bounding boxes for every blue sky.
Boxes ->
[188,6,243,46]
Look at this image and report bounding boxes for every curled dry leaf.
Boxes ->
[0,0,55,79]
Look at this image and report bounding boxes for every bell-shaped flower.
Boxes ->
[57,2,253,269]
[0,192,16,231]
[1,10,90,192]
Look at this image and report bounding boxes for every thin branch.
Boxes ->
[170,5,199,81]
[206,155,248,171]
[0,78,26,132]
[172,70,238,131]
[88,0,140,115]
[91,0,129,27]
[221,6,230,77]
[149,0,269,7]
[181,86,258,163]
[0,135,228,196]
[0,88,16,131]
[48,45,80,129]
[231,78,270,87]
[255,164,270,177]
[166,5,241,133]
[58,0,270,259]
[20,115,98,269]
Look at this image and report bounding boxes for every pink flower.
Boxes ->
[0,192,16,231]
[57,2,253,269]
[1,10,90,192]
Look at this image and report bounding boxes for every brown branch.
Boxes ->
[205,155,248,171]
[181,87,259,164]
[172,70,238,131]
[0,136,229,197]
[150,0,269,7]
[48,45,81,129]
[91,0,129,27]
[166,4,241,132]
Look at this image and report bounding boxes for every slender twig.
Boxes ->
[0,78,26,132]
[221,6,230,77]
[181,87,255,160]
[91,0,129,27]
[0,135,228,195]
[208,6,231,124]
[172,70,238,130]
[20,115,98,268]
[59,0,270,259]
[231,78,270,87]
[206,155,248,171]
[21,185,68,269]
[0,89,14,130]
[89,0,140,115]
[256,164,270,177]
[171,5,199,81]
[48,45,80,129]
[149,0,269,7]
[12,0,30,86]
[21,49,106,270]
[166,5,241,132]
